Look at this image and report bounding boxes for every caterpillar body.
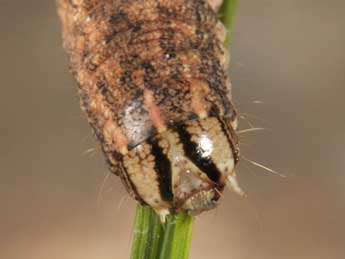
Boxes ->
[58,0,244,221]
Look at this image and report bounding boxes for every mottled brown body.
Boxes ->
[58,0,242,220]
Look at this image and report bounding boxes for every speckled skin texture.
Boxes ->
[58,0,241,218]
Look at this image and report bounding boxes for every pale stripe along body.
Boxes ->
[58,0,243,220]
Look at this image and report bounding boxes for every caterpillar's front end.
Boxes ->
[123,116,243,220]
[58,0,244,222]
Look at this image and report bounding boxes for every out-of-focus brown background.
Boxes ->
[1,1,344,258]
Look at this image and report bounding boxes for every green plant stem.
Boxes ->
[130,205,163,259]
[130,204,194,259]
[159,213,194,259]
[220,0,238,46]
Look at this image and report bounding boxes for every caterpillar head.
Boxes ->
[122,116,244,219]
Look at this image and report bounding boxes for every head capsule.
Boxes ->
[122,116,242,218]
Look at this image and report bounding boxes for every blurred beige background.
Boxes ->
[1,1,344,258]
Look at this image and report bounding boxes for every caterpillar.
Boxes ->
[58,0,244,222]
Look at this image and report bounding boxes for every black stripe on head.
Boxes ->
[175,124,221,183]
[147,138,174,202]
